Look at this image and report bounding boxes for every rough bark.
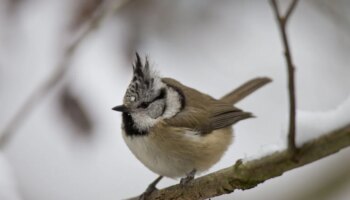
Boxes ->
[135,124,350,200]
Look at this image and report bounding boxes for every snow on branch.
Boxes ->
[0,0,130,149]
[128,124,350,200]
[127,1,350,199]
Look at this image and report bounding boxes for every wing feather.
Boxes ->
[162,78,252,134]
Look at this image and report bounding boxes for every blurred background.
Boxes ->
[0,0,350,199]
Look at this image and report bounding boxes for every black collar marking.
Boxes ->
[122,113,148,137]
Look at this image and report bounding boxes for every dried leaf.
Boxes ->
[59,86,94,134]
[6,0,23,16]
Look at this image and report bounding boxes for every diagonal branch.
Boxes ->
[270,0,299,153]
[128,124,350,200]
[126,1,349,199]
[0,0,130,149]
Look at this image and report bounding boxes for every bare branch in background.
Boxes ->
[127,124,350,200]
[125,1,350,199]
[0,0,131,149]
[70,0,104,31]
[270,0,299,154]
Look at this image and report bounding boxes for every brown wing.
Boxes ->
[208,102,252,131]
[162,78,252,134]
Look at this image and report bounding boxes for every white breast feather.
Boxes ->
[122,130,194,178]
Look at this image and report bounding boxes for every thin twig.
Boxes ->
[128,124,350,200]
[270,0,299,153]
[285,0,299,24]
[0,0,130,148]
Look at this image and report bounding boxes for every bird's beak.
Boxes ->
[112,105,129,113]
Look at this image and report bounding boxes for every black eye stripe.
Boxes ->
[137,89,166,109]
[153,89,166,101]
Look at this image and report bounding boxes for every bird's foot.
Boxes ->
[180,169,196,186]
[138,186,157,200]
[138,176,163,200]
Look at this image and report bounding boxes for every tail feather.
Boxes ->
[221,77,272,104]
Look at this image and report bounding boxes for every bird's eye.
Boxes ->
[139,102,150,109]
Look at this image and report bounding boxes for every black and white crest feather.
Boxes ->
[132,53,153,87]
[124,53,161,104]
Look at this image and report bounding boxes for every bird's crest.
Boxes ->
[125,53,161,104]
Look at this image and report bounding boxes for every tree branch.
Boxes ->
[0,0,130,149]
[285,0,299,24]
[270,0,299,153]
[127,124,350,200]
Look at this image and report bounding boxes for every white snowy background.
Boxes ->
[0,0,349,199]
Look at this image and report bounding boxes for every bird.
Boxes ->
[112,53,271,199]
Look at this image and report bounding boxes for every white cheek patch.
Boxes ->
[131,112,159,131]
[163,87,182,119]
